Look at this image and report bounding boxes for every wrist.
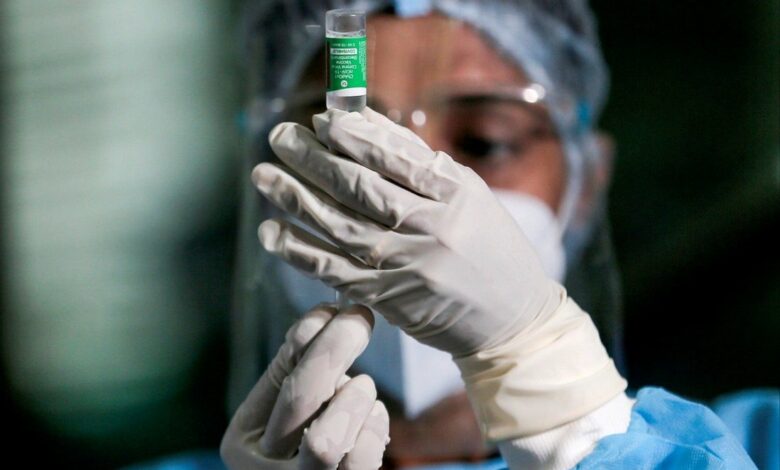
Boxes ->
[454,294,627,441]
[497,393,635,470]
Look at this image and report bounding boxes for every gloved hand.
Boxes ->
[220,304,389,470]
[253,108,625,441]
[255,107,560,357]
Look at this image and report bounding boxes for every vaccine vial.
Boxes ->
[325,10,366,112]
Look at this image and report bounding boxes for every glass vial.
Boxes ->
[325,10,367,112]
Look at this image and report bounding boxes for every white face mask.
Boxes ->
[491,189,567,282]
[277,189,568,418]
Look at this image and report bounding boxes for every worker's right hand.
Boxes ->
[220,304,389,470]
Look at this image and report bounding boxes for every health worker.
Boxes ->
[217,1,779,469]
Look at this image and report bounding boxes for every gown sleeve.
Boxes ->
[574,387,758,469]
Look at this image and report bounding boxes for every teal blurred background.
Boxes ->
[1,1,242,467]
[1,0,777,468]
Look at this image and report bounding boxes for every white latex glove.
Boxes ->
[253,108,626,442]
[220,304,390,470]
[255,107,558,357]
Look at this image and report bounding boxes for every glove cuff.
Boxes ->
[454,293,627,441]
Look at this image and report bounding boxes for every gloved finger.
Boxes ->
[266,123,434,230]
[221,305,336,467]
[227,305,337,435]
[258,218,376,287]
[297,375,378,469]
[253,162,422,269]
[312,109,462,202]
[340,400,390,470]
[259,219,420,323]
[259,305,374,459]
[258,219,403,309]
[359,106,431,149]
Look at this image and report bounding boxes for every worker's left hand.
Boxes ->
[220,304,389,470]
[253,107,563,358]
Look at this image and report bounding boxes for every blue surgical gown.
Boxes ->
[128,387,778,470]
[574,387,767,469]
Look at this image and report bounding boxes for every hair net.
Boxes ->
[231,0,623,411]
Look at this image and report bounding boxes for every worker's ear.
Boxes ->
[593,131,615,192]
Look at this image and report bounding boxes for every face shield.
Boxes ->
[231,0,623,415]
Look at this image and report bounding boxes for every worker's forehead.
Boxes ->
[367,13,529,96]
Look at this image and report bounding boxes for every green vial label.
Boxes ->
[326,36,367,93]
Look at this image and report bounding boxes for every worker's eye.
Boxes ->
[437,99,548,166]
[452,133,521,163]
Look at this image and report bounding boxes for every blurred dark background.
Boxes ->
[1,0,777,468]
[592,0,780,400]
